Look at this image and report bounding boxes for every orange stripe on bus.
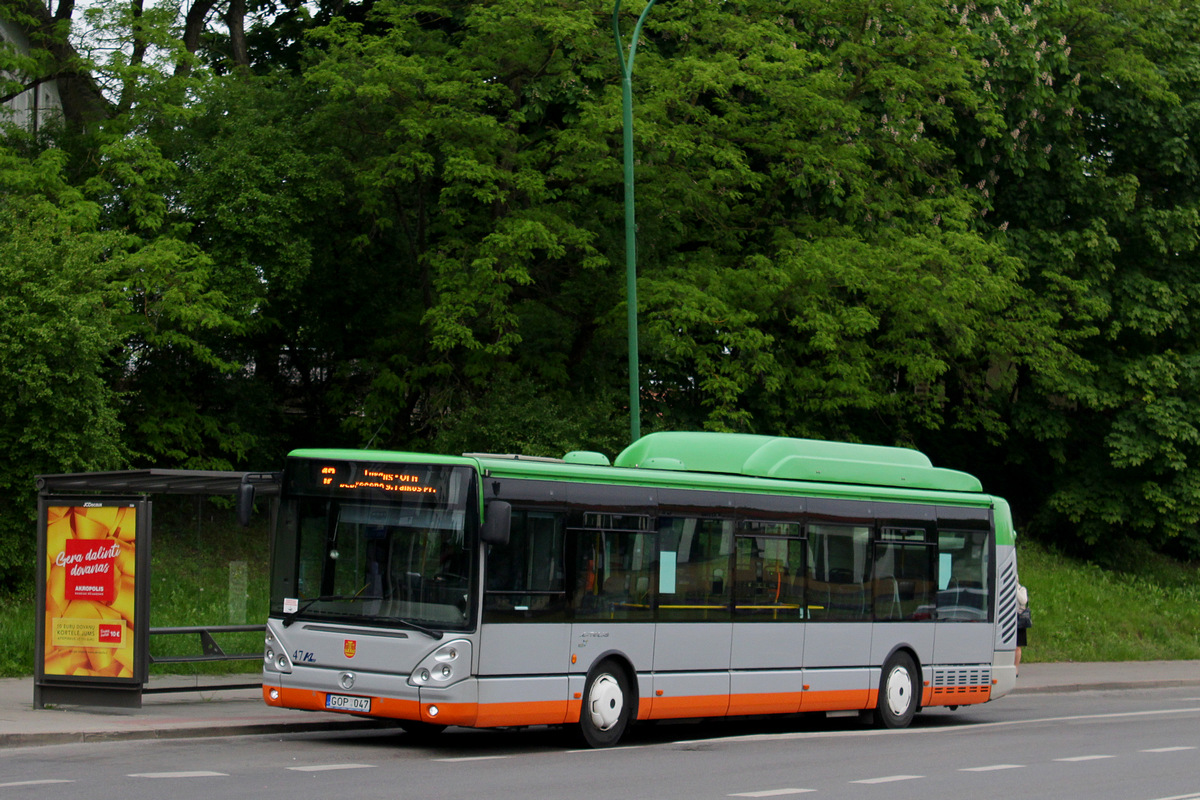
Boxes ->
[271,686,422,719]
[926,685,991,706]
[267,681,993,731]
[636,698,653,721]
[727,692,805,716]
[799,689,873,712]
[419,701,478,727]
[471,700,568,728]
[648,694,730,720]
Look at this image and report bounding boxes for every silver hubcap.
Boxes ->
[885,665,912,716]
[587,674,623,731]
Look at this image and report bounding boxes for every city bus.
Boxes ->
[253,431,1020,747]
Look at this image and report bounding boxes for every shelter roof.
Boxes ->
[35,469,280,496]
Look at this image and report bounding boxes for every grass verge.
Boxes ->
[1019,537,1200,662]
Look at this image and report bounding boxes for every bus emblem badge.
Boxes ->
[344,640,357,658]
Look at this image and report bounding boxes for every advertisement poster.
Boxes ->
[40,502,140,680]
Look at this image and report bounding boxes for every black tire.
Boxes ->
[577,659,633,748]
[874,651,918,729]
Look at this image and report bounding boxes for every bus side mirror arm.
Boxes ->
[236,481,256,527]
[480,500,511,546]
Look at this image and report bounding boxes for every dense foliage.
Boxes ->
[4,0,1200,590]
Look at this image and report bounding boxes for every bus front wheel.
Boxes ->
[578,659,632,748]
[874,652,918,729]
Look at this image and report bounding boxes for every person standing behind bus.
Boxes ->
[1016,582,1030,674]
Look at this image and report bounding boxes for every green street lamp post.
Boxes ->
[614,0,658,445]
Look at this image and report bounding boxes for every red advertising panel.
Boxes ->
[40,502,141,681]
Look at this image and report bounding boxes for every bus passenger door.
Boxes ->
[478,509,572,727]
[568,524,657,721]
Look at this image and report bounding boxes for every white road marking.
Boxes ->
[960,764,1025,771]
[729,790,816,797]
[852,775,924,784]
[288,764,376,772]
[661,707,1200,748]
[128,771,228,778]
[1141,747,1197,753]
[1055,755,1114,762]
[434,756,509,763]
[0,780,74,787]
[1146,793,1200,800]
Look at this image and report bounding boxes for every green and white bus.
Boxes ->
[257,432,1019,746]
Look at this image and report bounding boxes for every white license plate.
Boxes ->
[325,694,371,713]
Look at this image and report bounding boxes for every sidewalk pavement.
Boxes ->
[2,661,1198,748]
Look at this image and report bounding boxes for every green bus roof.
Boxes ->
[613,432,983,493]
[288,432,986,502]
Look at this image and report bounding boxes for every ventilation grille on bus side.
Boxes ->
[932,666,992,691]
[997,556,1019,645]
[930,666,993,704]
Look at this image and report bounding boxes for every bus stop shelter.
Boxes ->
[34,469,280,708]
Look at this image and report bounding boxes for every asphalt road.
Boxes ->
[2,684,1198,800]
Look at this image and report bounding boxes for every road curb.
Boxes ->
[0,718,396,748]
[1012,678,1200,695]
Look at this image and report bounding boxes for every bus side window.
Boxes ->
[936,530,990,621]
[733,521,804,620]
[807,524,871,621]
[483,510,566,620]
[572,514,655,621]
[873,528,936,621]
[657,517,733,621]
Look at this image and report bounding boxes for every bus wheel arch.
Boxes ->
[874,648,920,729]
[577,656,636,748]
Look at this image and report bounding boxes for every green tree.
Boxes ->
[267,0,1072,462]
[627,0,1071,444]
[14,0,1200,571]
[987,0,1200,558]
[0,145,125,589]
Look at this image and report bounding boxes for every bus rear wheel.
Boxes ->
[577,659,632,748]
[874,652,918,729]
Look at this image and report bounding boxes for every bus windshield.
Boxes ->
[273,460,477,631]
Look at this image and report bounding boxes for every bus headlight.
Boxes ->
[408,639,471,688]
[265,628,292,674]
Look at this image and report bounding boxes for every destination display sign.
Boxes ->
[285,459,471,502]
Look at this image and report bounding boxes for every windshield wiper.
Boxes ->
[281,594,383,627]
[391,618,444,640]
